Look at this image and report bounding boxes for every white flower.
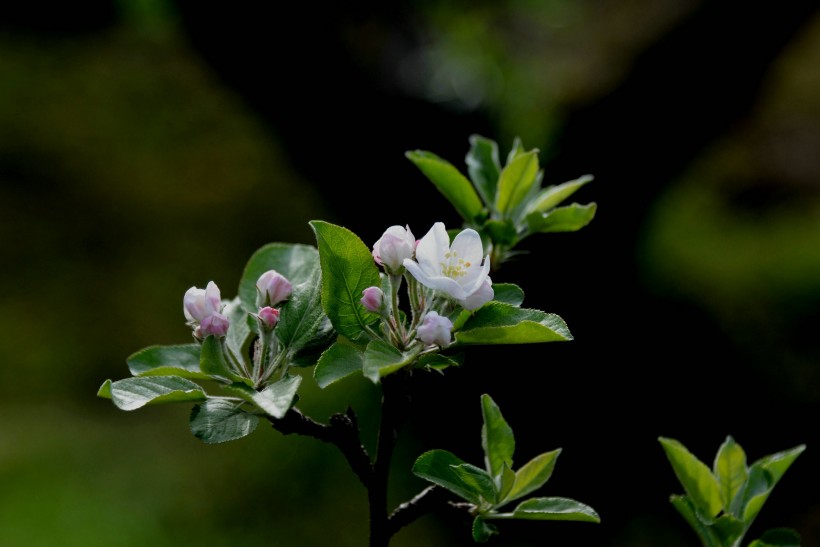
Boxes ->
[183,281,223,323]
[403,222,492,306]
[417,311,453,347]
[373,225,416,273]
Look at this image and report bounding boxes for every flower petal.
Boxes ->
[414,222,450,274]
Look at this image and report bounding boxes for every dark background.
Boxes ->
[2,1,819,545]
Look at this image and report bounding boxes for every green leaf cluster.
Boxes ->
[659,436,805,547]
[98,243,333,444]
[412,394,599,543]
[407,135,596,268]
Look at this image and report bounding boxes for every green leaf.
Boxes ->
[526,174,594,214]
[189,399,258,444]
[101,376,207,411]
[466,134,501,208]
[223,298,256,373]
[754,444,806,485]
[362,340,420,383]
[310,221,381,343]
[659,437,723,519]
[238,243,319,313]
[455,302,572,345]
[714,435,748,511]
[416,352,463,371]
[526,203,597,233]
[222,375,302,419]
[314,342,364,388]
[669,495,722,547]
[451,464,498,505]
[492,283,524,307]
[734,465,774,523]
[200,335,242,382]
[276,259,334,361]
[412,449,484,504]
[495,150,540,217]
[481,394,515,480]
[471,515,498,543]
[505,137,525,165]
[406,150,484,222]
[504,449,561,504]
[498,463,516,504]
[126,344,208,379]
[490,497,600,523]
[711,514,745,546]
[748,528,802,547]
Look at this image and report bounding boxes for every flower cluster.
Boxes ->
[183,270,293,387]
[361,222,494,354]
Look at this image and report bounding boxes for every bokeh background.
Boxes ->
[2,1,820,545]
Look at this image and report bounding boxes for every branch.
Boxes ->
[267,406,373,486]
[388,486,472,536]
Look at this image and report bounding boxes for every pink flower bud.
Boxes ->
[417,311,453,348]
[256,270,293,307]
[258,306,280,330]
[200,312,229,338]
[184,281,222,323]
[360,286,384,313]
[372,225,415,273]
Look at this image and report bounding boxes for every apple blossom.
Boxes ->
[361,286,384,313]
[417,311,453,348]
[199,312,229,338]
[403,222,492,307]
[256,270,293,307]
[372,225,416,273]
[184,281,223,324]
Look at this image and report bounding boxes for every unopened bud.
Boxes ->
[183,281,222,323]
[360,286,384,313]
[256,270,293,307]
[199,312,229,338]
[417,311,453,348]
[372,225,415,273]
[258,306,280,330]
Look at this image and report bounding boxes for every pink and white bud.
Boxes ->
[372,225,415,273]
[417,311,453,348]
[258,306,280,330]
[256,269,293,307]
[458,277,494,311]
[360,286,384,313]
[184,281,222,323]
[199,312,229,338]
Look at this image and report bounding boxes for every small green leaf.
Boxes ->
[455,302,572,345]
[416,352,463,371]
[223,298,256,373]
[412,449,484,504]
[670,495,722,547]
[406,150,484,222]
[466,134,501,208]
[492,283,524,307]
[495,150,540,217]
[491,497,600,523]
[498,463,516,504]
[505,137,525,165]
[238,243,320,312]
[526,174,593,214]
[713,436,748,512]
[200,335,242,382]
[223,374,302,419]
[362,340,419,383]
[276,263,333,361]
[310,221,381,343]
[471,515,498,543]
[103,376,207,411]
[735,465,774,523]
[126,344,207,379]
[481,394,515,480]
[748,528,802,547]
[504,449,561,504]
[189,399,258,444]
[314,342,364,388]
[754,444,806,485]
[451,464,498,505]
[711,514,745,546]
[526,203,597,233]
[659,437,723,519]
